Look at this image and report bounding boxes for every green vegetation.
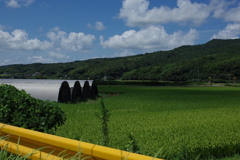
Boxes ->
[56,85,240,160]
[1,39,240,83]
[0,137,89,160]
[96,98,110,146]
[123,132,141,154]
[0,84,66,133]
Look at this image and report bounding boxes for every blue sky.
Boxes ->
[0,0,240,66]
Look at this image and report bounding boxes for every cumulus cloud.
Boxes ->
[0,29,51,50]
[119,0,212,27]
[6,0,34,8]
[0,27,96,55]
[209,0,240,23]
[47,28,96,52]
[211,0,230,19]
[61,32,95,51]
[87,21,106,31]
[100,26,198,51]
[212,23,240,39]
[224,5,240,23]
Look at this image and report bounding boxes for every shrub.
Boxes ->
[0,84,66,133]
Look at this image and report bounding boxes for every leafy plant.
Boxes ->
[0,84,66,133]
[123,132,141,154]
[96,98,110,146]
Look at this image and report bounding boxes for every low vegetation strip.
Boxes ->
[56,85,240,160]
[0,123,163,160]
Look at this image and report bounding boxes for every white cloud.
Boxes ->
[114,50,135,57]
[38,26,44,32]
[224,5,240,23]
[27,56,51,63]
[49,52,69,59]
[212,23,240,39]
[95,22,106,31]
[0,25,5,30]
[211,0,230,19]
[0,59,15,66]
[87,21,106,31]
[6,0,19,8]
[0,27,96,65]
[25,52,70,64]
[61,32,95,51]
[47,28,96,52]
[100,26,198,51]
[46,27,65,45]
[210,0,240,23]
[1,59,11,65]
[6,0,34,8]
[0,29,52,50]
[119,0,212,27]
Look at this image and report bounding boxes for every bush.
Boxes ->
[0,84,66,133]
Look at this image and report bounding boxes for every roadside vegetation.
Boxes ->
[0,84,66,133]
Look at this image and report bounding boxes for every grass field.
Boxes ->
[56,85,240,160]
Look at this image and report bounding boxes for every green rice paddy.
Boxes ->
[56,85,240,160]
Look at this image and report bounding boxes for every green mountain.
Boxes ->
[1,39,240,82]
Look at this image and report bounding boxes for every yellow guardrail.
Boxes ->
[0,123,164,160]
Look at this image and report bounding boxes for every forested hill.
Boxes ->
[1,39,240,82]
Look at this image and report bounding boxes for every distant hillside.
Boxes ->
[1,39,240,83]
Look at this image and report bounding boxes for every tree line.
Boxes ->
[1,39,240,83]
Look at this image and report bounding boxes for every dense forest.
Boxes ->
[1,39,240,83]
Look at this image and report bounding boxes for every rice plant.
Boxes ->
[55,85,240,159]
